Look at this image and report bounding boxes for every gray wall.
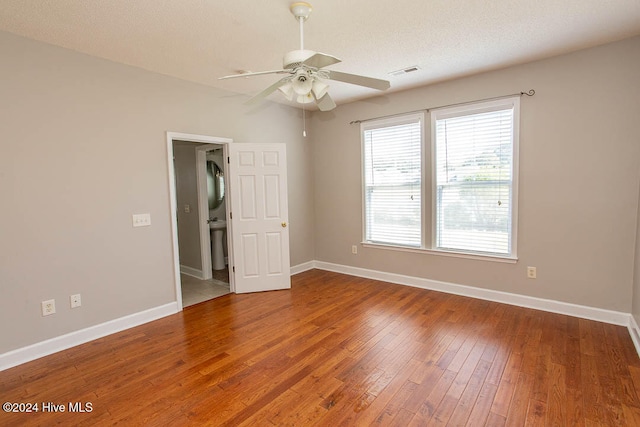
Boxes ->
[0,31,315,353]
[1,28,639,357]
[173,143,202,271]
[633,181,640,325]
[310,36,640,313]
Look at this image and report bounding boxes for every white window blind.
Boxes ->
[434,102,517,256]
[363,116,422,247]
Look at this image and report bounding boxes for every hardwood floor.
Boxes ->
[2,269,640,426]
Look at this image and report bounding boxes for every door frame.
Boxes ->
[195,144,217,281]
[166,131,233,310]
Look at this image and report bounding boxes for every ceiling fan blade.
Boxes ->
[219,69,289,80]
[314,92,336,112]
[326,70,390,91]
[302,52,342,69]
[245,78,290,105]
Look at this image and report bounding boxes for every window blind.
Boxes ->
[363,118,422,247]
[434,107,514,255]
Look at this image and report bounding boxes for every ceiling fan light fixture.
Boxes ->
[296,93,314,104]
[292,74,313,95]
[278,81,294,101]
[311,79,329,99]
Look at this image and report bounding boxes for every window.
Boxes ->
[433,99,519,256]
[361,97,519,259]
[362,114,423,247]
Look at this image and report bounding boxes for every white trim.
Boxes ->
[312,260,631,327]
[167,133,183,310]
[166,132,233,310]
[360,112,425,131]
[167,132,232,145]
[4,261,638,371]
[180,265,204,279]
[196,147,213,281]
[222,143,235,294]
[361,242,518,263]
[0,303,178,371]
[431,97,520,258]
[629,315,640,357]
[291,261,315,275]
[361,113,425,248]
[510,98,520,258]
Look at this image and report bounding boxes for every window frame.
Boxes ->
[430,97,519,260]
[360,113,425,249]
[360,97,519,263]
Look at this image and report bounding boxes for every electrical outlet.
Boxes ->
[70,294,82,308]
[41,299,56,316]
[527,266,537,279]
[352,245,358,254]
[132,213,151,227]
[184,204,191,213]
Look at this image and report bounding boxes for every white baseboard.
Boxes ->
[180,265,204,279]
[629,315,640,357]
[3,260,636,371]
[2,262,311,371]
[312,260,632,327]
[291,261,315,275]
[0,302,178,372]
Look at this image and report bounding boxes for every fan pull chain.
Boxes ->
[302,106,307,137]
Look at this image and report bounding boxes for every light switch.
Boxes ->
[132,213,151,227]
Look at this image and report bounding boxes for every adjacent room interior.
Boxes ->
[1,1,639,425]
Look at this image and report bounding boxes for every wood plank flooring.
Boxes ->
[2,269,640,426]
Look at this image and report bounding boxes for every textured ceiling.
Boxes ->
[1,0,639,110]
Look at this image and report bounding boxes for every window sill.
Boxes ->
[361,242,518,264]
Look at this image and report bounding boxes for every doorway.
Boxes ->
[167,132,234,309]
[168,133,293,307]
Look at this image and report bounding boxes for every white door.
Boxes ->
[228,143,290,293]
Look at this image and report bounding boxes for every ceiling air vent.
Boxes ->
[388,66,421,77]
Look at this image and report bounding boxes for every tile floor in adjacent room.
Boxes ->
[180,269,230,307]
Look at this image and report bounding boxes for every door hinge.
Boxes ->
[227,156,230,164]
[230,212,232,219]
[232,266,235,273]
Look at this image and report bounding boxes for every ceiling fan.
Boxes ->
[219,2,391,111]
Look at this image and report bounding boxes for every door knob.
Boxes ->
[281,222,287,228]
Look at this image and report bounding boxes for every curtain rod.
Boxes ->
[349,89,535,125]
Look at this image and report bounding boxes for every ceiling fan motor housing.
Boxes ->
[283,49,317,69]
[290,2,312,20]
